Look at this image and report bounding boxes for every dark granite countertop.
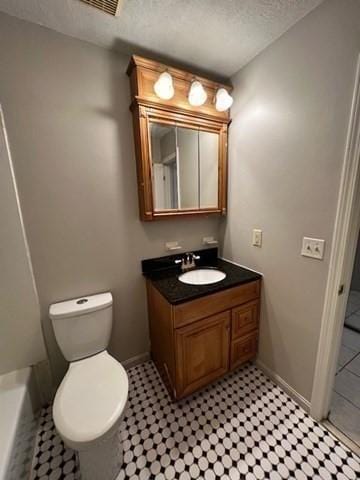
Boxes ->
[142,248,261,305]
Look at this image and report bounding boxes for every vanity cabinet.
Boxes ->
[146,279,261,400]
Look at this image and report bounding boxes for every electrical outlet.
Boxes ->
[301,237,325,260]
[202,236,218,246]
[252,229,262,247]
[165,241,182,251]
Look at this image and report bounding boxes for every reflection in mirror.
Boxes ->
[177,127,199,209]
[150,124,179,211]
[150,122,220,212]
[199,131,219,208]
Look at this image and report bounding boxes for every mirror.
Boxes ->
[150,122,219,212]
[177,127,199,210]
[150,124,179,210]
[199,131,219,208]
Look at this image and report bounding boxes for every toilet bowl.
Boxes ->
[50,292,129,480]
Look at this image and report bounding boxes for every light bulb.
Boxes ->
[154,72,174,100]
[188,81,207,106]
[215,88,233,112]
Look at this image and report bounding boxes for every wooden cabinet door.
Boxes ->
[175,311,230,398]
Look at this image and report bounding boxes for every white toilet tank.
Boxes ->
[50,292,113,362]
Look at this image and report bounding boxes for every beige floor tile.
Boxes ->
[329,392,360,446]
[337,345,358,372]
[348,290,360,303]
[342,327,360,353]
[334,369,360,408]
[346,303,360,317]
[346,354,360,377]
[345,313,360,332]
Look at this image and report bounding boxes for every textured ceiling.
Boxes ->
[0,0,324,78]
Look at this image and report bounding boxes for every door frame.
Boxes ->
[311,54,360,420]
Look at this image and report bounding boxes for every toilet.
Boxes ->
[49,292,128,480]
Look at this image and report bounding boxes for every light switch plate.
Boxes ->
[252,229,262,247]
[301,237,325,260]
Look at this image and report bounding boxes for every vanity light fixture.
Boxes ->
[188,80,207,106]
[215,88,233,112]
[154,71,174,100]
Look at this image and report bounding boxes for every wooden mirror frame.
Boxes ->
[127,55,231,221]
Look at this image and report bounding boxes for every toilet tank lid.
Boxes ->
[49,292,112,320]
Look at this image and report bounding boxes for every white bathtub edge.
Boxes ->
[0,367,40,480]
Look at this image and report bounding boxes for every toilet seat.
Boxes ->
[53,351,128,450]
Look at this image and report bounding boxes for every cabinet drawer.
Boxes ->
[230,331,258,370]
[232,301,259,339]
[174,280,260,328]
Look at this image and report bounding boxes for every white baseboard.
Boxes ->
[122,352,150,370]
[256,359,311,413]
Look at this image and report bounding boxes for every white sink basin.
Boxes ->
[179,268,226,285]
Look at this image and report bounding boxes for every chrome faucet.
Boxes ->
[174,252,200,272]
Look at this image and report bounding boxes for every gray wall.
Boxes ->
[0,108,46,375]
[222,0,360,401]
[0,12,220,384]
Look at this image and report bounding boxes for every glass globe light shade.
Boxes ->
[154,72,174,100]
[188,81,207,106]
[215,88,233,112]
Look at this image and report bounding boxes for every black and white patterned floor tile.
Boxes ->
[31,361,360,480]
[30,406,80,480]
